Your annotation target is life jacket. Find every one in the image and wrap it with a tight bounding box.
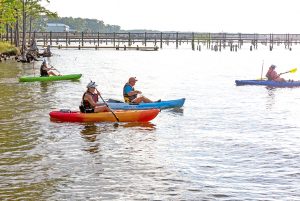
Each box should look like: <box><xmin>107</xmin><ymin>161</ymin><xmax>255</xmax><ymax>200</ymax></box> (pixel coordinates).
<box><xmin>40</xmin><ymin>65</ymin><xmax>48</xmax><ymax>77</ymax></box>
<box><xmin>80</xmin><ymin>91</ymin><xmax>99</xmax><ymax>111</ymax></box>
<box><xmin>266</xmin><ymin>69</ymin><xmax>277</xmax><ymax>80</ymax></box>
<box><xmin>123</xmin><ymin>83</ymin><xmax>137</xmax><ymax>103</ymax></box>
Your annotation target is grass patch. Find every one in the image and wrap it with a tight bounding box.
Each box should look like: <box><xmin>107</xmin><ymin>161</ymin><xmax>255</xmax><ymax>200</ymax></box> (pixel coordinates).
<box><xmin>0</xmin><ymin>41</ymin><xmax>20</xmax><ymax>55</ymax></box>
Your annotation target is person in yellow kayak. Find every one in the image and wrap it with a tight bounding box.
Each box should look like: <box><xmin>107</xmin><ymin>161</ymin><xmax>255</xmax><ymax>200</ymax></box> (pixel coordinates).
<box><xmin>123</xmin><ymin>77</ymin><xmax>160</xmax><ymax>103</ymax></box>
<box><xmin>80</xmin><ymin>81</ymin><xmax>109</xmax><ymax>113</ymax></box>
<box><xmin>266</xmin><ymin>65</ymin><xmax>286</xmax><ymax>82</ymax></box>
<box><xmin>40</xmin><ymin>60</ymin><xmax>60</xmax><ymax>77</ymax></box>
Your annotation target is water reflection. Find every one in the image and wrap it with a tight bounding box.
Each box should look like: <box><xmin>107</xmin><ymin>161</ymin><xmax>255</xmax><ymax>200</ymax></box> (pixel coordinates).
<box><xmin>80</xmin><ymin>124</ymin><xmax>98</xmax><ymax>142</ymax></box>
<box><xmin>80</xmin><ymin>124</ymin><xmax>100</xmax><ymax>153</ymax></box>
<box><xmin>265</xmin><ymin>87</ymin><xmax>276</xmax><ymax>110</ymax></box>
<box><xmin>121</xmin><ymin>122</ymin><xmax>156</xmax><ymax>131</ymax></box>
<box><xmin>39</xmin><ymin>81</ymin><xmax>52</xmax><ymax>93</ymax></box>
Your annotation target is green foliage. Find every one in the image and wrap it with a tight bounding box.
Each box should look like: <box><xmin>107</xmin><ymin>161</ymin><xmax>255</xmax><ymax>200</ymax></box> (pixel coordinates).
<box><xmin>0</xmin><ymin>41</ymin><xmax>19</xmax><ymax>55</ymax></box>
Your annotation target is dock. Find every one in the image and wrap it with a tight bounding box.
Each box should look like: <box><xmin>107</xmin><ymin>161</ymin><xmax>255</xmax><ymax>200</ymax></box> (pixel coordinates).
<box><xmin>3</xmin><ymin>31</ymin><xmax>300</xmax><ymax>51</ymax></box>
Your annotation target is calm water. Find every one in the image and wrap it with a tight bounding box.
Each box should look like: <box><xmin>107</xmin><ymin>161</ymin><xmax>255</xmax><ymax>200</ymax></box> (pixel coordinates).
<box><xmin>1</xmin><ymin>45</ymin><xmax>300</xmax><ymax>200</ymax></box>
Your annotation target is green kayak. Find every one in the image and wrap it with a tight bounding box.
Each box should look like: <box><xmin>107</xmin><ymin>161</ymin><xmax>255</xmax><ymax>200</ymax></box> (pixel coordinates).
<box><xmin>19</xmin><ymin>74</ymin><xmax>82</xmax><ymax>82</ymax></box>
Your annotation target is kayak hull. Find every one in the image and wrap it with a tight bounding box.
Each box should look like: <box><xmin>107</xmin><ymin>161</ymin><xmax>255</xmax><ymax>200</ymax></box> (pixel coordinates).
<box><xmin>49</xmin><ymin>109</ymin><xmax>160</xmax><ymax>122</ymax></box>
<box><xmin>107</xmin><ymin>98</ymin><xmax>185</xmax><ymax>110</ymax></box>
<box><xmin>235</xmin><ymin>80</ymin><xmax>300</xmax><ymax>87</ymax></box>
<box><xmin>19</xmin><ymin>74</ymin><xmax>82</xmax><ymax>82</ymax></box>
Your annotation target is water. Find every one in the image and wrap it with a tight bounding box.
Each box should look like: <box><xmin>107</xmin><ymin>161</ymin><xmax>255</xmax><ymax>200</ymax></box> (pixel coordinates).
<box><xmin>1</xmin><ymin>45</ymin><xmax>300</xmax><ymax>200</ymax></box>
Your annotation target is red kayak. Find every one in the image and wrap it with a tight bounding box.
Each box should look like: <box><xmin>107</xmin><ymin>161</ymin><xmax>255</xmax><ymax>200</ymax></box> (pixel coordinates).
<box><xmin>49</xmin><ymin>109</ymin><xmax>160</xmax><ymax>122</ymax></box>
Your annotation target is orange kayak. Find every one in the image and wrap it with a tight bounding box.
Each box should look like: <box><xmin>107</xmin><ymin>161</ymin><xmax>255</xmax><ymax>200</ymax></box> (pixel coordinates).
<box><xmin>49</xmin><ymin>109</ymin><xmax>160</xmax><ymax>122</ymax></box>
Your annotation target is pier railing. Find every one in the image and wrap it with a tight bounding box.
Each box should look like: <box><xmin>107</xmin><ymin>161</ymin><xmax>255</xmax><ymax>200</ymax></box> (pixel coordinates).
<box><xmin>2</xmin><ymin>32</ymin><xmax>300</xmax><ymax>51</ymax></box>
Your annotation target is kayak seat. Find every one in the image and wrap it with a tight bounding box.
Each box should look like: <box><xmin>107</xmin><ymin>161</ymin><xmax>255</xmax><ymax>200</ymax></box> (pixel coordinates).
<box><xmin>107</xmin><ymin>98</ymin><xmax>124</xmax><ymax>103</ymax></box>
<box><xmin>129</xmin><ymin>102</ymin><xmax>140</xmax><ymax>105</ymax></box>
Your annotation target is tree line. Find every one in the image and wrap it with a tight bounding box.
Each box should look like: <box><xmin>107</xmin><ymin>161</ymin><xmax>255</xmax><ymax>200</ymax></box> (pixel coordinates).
<box><xmin>0</xmin><ymin>0</ymin><xmax>122</xmax><ymax>58</ymax></box>
<box><xmin>46</xmin><ymin>17</ymin><xmax>121</xmax><ymax>33</ymax></box>
<box><xmin>0</xmin><ymin>0</ymin><xmax>57</xmax><ymax>58</ymax></box>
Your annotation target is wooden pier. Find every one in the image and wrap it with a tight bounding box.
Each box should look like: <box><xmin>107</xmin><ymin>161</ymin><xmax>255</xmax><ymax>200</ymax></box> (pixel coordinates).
<box><xmin>3</xmin><ymin>31</ymin><xmax>300</xmax><ymax>51</ymax></box>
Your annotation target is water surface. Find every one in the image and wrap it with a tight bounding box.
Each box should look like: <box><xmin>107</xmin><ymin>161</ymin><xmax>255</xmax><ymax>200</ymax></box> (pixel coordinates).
<box><xmin>1</xmin><ymin>46</ymin><xmax>300</xmax><ymax>200</ymax></box>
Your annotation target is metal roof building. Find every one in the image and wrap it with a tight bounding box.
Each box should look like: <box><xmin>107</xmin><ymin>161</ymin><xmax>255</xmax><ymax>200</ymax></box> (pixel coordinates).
<box><xmin>46</xmin><ymin>23</ymin><xmax>70</xmax><ymax>32</ymax></box>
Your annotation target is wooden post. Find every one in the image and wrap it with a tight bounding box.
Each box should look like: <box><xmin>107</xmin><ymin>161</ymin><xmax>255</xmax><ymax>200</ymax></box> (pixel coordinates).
<box><xmin>81</xmin><ymin>32</ymin><xmax>84</xmax><ymax>46</ymax></box>
<box><xmin>65</xmin><ymin>32</ymin><xmax>68</xmax><ymax>46</ymax></box>
<box><xmin>287</xmin><ymin>33</ymin><xmax>290</xmax><ymax>50</ymax></box>
<box><xmin>144</xmin><ymin>32</ymin><xmax>147</xmax><ymax>46</ymax></box>
<box><xmin>113</xmin><ymin>32</ymin><xmax>116</xmax><ymax>47</ymax></box>
<box><xmin>192</xmin><ymin>32</ymin><xmax>195</xmax><ymax>50</ymax></box>
<box><xmin>176</xmin><ymin>32</ymin><xmax>178</xmax><ymax>49</ymax></box>
<box><xmin>97</xmin><ymin>32</ymin><xmax>100</xmax><ymax>46</ymax></box>
<box><xmin>50</xmin><ymin>31</ymin><xmax>52</xmax><ymax>46</ymax></box>
<box><xmin>128</xmin><ymin>32</ymin><xmax>131</xmax><ymax>46</ymax></box>
<box><xmin>160</xmin><ymin>32</ymin><xmax>163</xmax><ymax>49</ymax></box>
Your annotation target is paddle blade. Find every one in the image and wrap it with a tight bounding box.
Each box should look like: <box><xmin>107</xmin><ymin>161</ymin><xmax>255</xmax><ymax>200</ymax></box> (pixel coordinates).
<box><xmin>289</xmin><ymin>68</ymin><xmax>297</xmax><ymax>73</ymax></box>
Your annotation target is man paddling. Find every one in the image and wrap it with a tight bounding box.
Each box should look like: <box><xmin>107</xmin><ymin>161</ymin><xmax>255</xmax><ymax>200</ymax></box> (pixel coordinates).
<box><xmin>266</xmin><ymin>65</ymin><xmax>286</xmax><ymax>82</ymax></box>
<box><xmin>123</xmin><ymin>77</ymin><xmax>160</xmax><ymax>103</ymax></box>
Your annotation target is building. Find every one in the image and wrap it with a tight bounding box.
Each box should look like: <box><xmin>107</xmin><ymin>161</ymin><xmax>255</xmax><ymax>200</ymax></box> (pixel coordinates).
<box><xmin>46</xmin><ymin>23</ymin><xmax>70</xmax><ymax>32</ymax></box>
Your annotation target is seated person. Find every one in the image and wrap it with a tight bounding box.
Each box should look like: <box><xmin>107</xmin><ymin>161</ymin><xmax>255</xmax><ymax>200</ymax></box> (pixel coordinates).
<box><xmin>266</xmin><ymin>64</ymin><xmax>286</xmax><ymax>82</ymax></box>
<box><xmin>40</xmin><ymin>60</ymin><xmax>60</xmax><ymax>76</ymax></box>
<box><xmin>80</xmin><ymin>81</ymin><xmax>109</xmax><ymax>113</ymax></box>
<box><xmin>123</xmin><ymin>77</ymin><xmax>160</xmax><ymax>103</ymax></box>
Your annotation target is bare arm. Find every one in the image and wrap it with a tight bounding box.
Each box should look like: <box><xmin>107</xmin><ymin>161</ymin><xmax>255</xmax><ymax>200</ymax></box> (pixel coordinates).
<box><xmin>127</xmin><ymin>90</ymin><xmax>142</xmax><ymax>96</ymax></box>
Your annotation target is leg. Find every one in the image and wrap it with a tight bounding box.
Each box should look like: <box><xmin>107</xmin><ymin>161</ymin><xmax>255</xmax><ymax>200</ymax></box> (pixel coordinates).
<box><xmin>94</xmin><ymin>105</ymin><xmax>109</xmax><ymax>112</ymax></box>
<box><xmin>132</xmin><ymin>95</ymin><xmax>153</xmax><ymax>103</ymax></box>
<box><xmin>48</xmin><ymin>70</ymin><xmax>58</xmax><ymax>76</ymax></box>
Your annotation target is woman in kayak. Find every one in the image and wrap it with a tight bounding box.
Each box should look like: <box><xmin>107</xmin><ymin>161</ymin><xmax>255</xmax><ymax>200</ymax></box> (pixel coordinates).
<box><xmin>266</xmin><ymin>65</ymin><xmax>286</xmax><ymax>82</ymax></box>
<box><xmin>123</xmin><ymin>77</ymin><xmax>160</xmax><ymax>103</ymax></box>
<box><xmin>80</xmin><ymin>81</ymin><xmax>109</xmax><ymax>113</ymax></box>
<box><xmin>40</xmin><ymin>60</ymin><xmax>60</xmax><ymax>76</ymax></box>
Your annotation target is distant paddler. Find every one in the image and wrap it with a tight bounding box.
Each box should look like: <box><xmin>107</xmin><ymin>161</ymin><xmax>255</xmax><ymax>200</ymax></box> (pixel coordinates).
<box><xmin>40</xmin><ymin>59</ymin><xmax>61</xmax><ymax>77</ymax></box>
<box><xmin>123</xmin><ymin>77</ymin><xmax>161</xmax><ymax>103</ymax></box>
<box><xmin>266</xmin><ymin>64</ymin><xmax>297</xmax><ymax>82</ymax></box>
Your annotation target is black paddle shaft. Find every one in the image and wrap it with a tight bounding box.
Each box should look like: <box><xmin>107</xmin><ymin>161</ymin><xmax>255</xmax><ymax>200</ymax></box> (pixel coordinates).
<box><xmin>98</xmin><ymin>92</ymin><xmax>120</xmax><ymax>122</ymax></box>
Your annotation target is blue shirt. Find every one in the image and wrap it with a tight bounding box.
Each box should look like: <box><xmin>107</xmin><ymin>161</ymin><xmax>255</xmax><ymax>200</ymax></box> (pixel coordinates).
<box><xmin>124</xmin><ymin>84</ymin><xmax>134</xmax><ymax>95</ymax></box>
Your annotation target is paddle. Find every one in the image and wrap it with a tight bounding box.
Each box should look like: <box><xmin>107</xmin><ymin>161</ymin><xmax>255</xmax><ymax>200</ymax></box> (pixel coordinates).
<box><xmin>274</xmin><ymin>68</ymin><xmax>297</xmax><ymax>79</ymax></box>
<box><xmin>33</xmin><ymin>61</ymin><xmax>35</xmax><ymax>77</ymax></box>
<box><xmin>260</xmin><ymin>60</ymin><xmax>264</xmax><ymax>80</ymax></box>
<box><xmin>49</xmin><ymin>64</ymin><xmax>61</xmax><ymax>75</ymax></box>
<box><xmin>96</xmin><ymin>89</ymin><xmax>120</xmax><ymax>126</ymax></box>
<box><xmin>280</xmin><ymin>68</ymin><xmax>297</xmax><ymax>75</ymax></box>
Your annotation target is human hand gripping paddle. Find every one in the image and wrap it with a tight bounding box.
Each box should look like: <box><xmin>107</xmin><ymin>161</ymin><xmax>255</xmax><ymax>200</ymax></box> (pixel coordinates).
<box><xmin>49</xmin><ymin>64</ymin><xmax>62</xmax><ymax>75</ymax></box>
<box><xmin>96</xmin><ymin>88</ymin><xmax>120</xmax><ymax>126</ymax></box>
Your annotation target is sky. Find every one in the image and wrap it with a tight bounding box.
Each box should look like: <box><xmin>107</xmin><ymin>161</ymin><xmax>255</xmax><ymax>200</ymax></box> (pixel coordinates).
<box><xmin>44</xmin><ymin>0</ymin><xmax>300</xmax><ymax>33</ymax></box>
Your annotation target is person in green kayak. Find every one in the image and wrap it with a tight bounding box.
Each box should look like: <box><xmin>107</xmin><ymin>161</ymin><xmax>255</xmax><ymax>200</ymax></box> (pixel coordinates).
<box><xmin>40</xmin><ymin>60</ymin><xmax>60</xmax><ymax>77</ymax></box>
<box><xmin>80</xmin><ymin>81</ymin><xmax>109</xmax><ymax>113</ymax></box>
<box><xmin>123</xmin><ymin>77</ymin><xmax>160</xmax><ymax>103</ymax></box>
<box><xmin>266</xmin><ymin>64</ymin><xmax>286</xmax><ymax>82</ymax></box>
